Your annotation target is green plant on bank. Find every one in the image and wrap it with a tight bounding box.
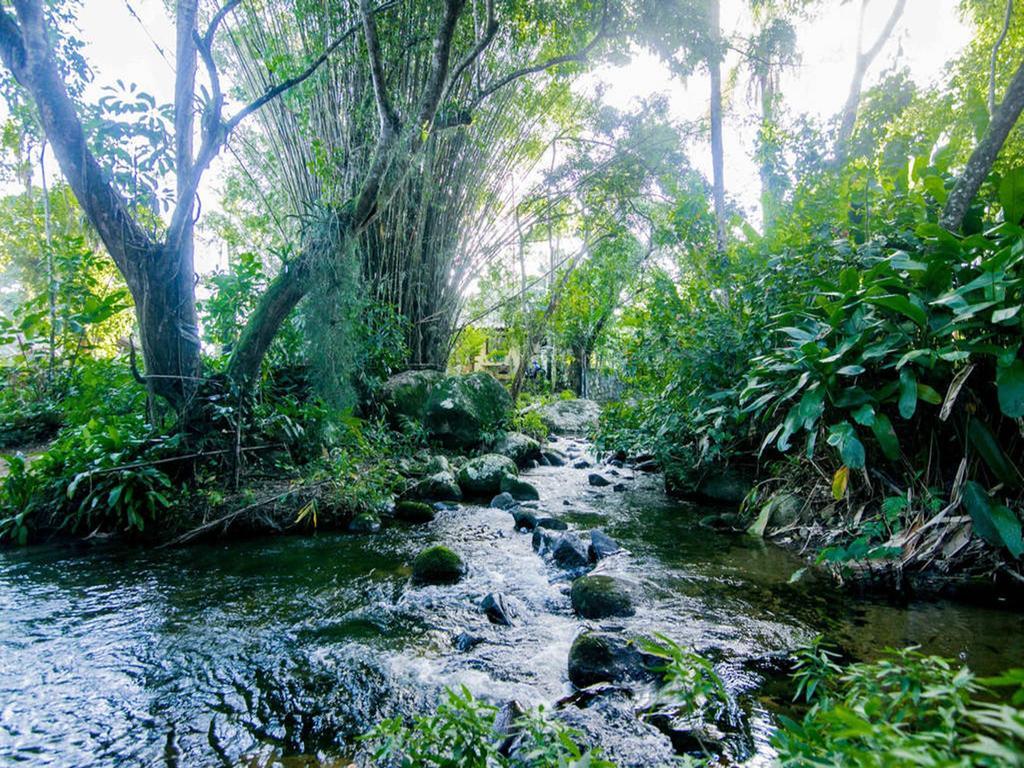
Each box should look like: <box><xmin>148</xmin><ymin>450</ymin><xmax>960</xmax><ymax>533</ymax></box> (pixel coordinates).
<box><xmin>776</xmin><ymin>641</ymin><xmax>1024</xmax><ymax>767</ymax></box>
<box><xmin>360</xmin><ymin>685</ymin><xmax>614</xmax><ymax>768</ymax></box>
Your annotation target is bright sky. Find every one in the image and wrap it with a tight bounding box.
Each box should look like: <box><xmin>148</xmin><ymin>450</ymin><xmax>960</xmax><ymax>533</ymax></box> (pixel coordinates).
<box><xmin>24</xmin><ymin>1</ymin><xmax>976</xmax><ymax>271</ymax></box>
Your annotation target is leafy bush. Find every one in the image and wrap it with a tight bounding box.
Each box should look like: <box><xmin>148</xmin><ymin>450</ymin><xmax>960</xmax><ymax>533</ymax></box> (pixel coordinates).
<box><xmin>776</xmin><ymin>643</ymin><xmax>1024</xmax><ymax>767</ymax></box>
<box><xmin>360</xmin><ymin>686</ymin><xmax>613</xmax><ymax>767</ymax></box>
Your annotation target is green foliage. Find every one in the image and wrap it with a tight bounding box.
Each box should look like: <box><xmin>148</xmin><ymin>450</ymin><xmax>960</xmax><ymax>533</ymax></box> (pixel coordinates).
<box><xmin>360</xmin><ymin>686</ymin><xmax>613</xmax><ymax>768</ymax></box>
<box><xmin>641</xmin><ymin>635</ymin><xmax>729</xmax><ymax>717</ymax></box>
<box><xmin>775</xmin><ymin>645</ymin><xmax>1024</xmax><ymax>767</ymax></box>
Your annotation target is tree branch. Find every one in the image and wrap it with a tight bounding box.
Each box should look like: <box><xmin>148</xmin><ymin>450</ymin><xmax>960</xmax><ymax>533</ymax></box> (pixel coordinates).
<box><xmin>441</xmin><ymin>0</ymin><xmax>496</xmax><ymax>105</ymax></box>
<box><xmin>990</xmin><ymin>0</ymin><xmax>1014</xmax><ymax>116</ymax></box>
<box><xmin>414</xmin><ymin>0</ymin><xmax>467</xmax><ymax>128</ymax></box>
<box><xmin>361</xmin><ymin>0</ymin><xmax>401</xmax><ymax>134</ymax></box>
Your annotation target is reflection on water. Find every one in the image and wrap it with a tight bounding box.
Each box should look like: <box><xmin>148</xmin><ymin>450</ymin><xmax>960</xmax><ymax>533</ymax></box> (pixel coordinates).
<box><xmin>0</xmin><ymin>438</ymin><xmax>1020</xmax><ymax>766</ymax></box>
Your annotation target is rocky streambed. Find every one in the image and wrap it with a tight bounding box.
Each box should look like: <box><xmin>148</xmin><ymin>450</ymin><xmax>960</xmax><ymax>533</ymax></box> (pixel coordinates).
<box><xmin>1</xmin><ymin>437</ymin><xmax>1022</xmax><ymax>766</ymax></box>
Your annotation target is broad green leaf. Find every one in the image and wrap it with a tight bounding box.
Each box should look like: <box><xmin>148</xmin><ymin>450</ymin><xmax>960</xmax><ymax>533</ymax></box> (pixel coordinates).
<box><xmin>827</xmin><ymin>422</ymin><xmax>866</xmax><ymax>470</ymax></box>
<box><xmin>916</xmin><ymin>383</ymin><xmax>942</xmax><ymax>405</ymax></box>
<box><xmin>870</xmin><ymin>414</ymin><xmax>900</xmax><ymax>460</ymax></box>
<box><xmin>837</xmin><ymin>365</ymin><xmax>865</xmax><ymax>376</ymax></box>
<box><xmin>996</xmin><ymin>358</ymin><xmax>1024</xmax><ymax>418</ymax></box>
<box><xmin>864</xmin><ymin>295</ymin><xmax>926</xmax><ymax>327</ymax></box>
<box><xmin>968</xmin><ymin>419</ymin><xmax>1020</xmax><ymax>486</ymax></box>
<box><xmin>992</xmin><ymin>305</ymin><xmax>1022</xmax><ymax>323</ymax></box>
<box><xmin>851</xmin><ymin>404</ymin><xmax>875</xmax><ymax>426</ymax></box>
<box><xmin>999</xmin><ymin>167</ymin><xmax>1024</xmax><ymax>225</ymax></box>
<box><xmin>963</xmin><ymin>481</ymin><xmax>1024</xmax><ymax>557</ymax></box>
<box><xmin>898</xmin><ymin>367</ymin><xmax>917</xmax><ymax>419</ymax></box>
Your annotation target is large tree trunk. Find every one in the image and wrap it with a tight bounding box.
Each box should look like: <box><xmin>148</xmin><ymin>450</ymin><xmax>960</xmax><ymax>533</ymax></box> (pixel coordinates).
<box><xmin>708</xmin><ymin>0</ymin><xmax>727</xmax><ymax>263</ymax></box>
<box><xmin>942</xmin><ymin>55</ymin><xmax>1024</xmax><ymax>232</ymax></box>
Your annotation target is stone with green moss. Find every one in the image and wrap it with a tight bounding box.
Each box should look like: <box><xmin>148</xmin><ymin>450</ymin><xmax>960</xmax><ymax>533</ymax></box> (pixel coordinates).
<box><xmin>411</xmin><ymin>545</ymin><xmax>465</xmax><ymax>585</ymax></box>
<box><xmin>348</xmin><ymin>512</ymin><xmax>381</xmax><ymax>533</ymax></box>
<box><xmin>394</xmin><ymin>500</ymin><xmax>436</xmax><ymax>524</ymax></box>
<box><xmin>570</xmin><ymin>574</ymin><xmax>639</xmax><ymax>619</ymax></box>
<box><xmin>457</xmin><ymin>454</ymin><xmax>518</xmax><ymax>496</ymax></box>
<box><xmin>424</xmin><ymin>372</ymin><xmax>512</xmax><ymax>448</ymax></box>
<box><xmin>567</xmin><ymin>631</ymin><xmax>655</xmax><ymax>688</ymax></box>
<box><xmin>382</xmin><ymin>369</ymin><xmax>445</xmax><ymax>426</ymax></box>
<box><xmin>500</xmin><ymin>474</ymin><xmax>540</xmax><ymax>501</ymax></box>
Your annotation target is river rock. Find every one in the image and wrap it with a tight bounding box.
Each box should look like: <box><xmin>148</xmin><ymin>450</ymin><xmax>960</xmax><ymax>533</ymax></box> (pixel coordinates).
<box><xmin>573</xmin><ymin>459</ymin><xmax>592</xmax><ymax>469</ymax></box>
<box><xmin>542</xmin><ymin>450</ymin><xmax>567</xmax><ymax>467</ymax></box>
<box><xmin>490</xmin><ymin>432</ymin><xmax>541</xmax><ymax>467</ymax></box>
<box><xmin>406</xmin><ymin>471</ymin><xmax>463</xmax><ymax>502</ymax></box>
<box><xmin>645</xmin><ymin>713</ymin><xmax>727</xmax><ymax>757</ymax></box>
<box><xmin>537</xmin><ymin>399</ymin><xmax>601</xmax><ymax>435</ymax></box>
<box><xmin>411</xmin><ymin>546</ymin><xmax>465</xmax><ymax>585</ymax></box>
<box><xmin>699</xmin><ymin>512</ymin><xmax>744</xmax><ymax>530</ymax></box>
<box><xmin>490</xmin><ymin>492</ymin><xmax>517</xmax><ymax>510</ymax></box>
<box><xmin>694</xmin><ymin>465</ymin><xmax>755</xmax><ymax>505</ymax></box>
<box><xmin>608</xmin><ymin>459</ymin><xmax>624</xmax><ymax>468</ymax></box>
<box><xmin>588</xmin><ymin>473</ymin><xmax>611</xmax><ymax>487</ymax></box>
<box><xmin>512</xmin><ymin>508</ymin><xmax>538</xmax><ymax>531</ymax></box>
<box><xmin>453</xmin><ymin>632</ymin><xmax>484</xmax><ymax>652</ymax></box>
<box><xmin>568</xmin><ymin>631</ymin><xmax>657</xmax><ymax>688</ymax></box>
<box><xmin>424</xmin><ymin>372</ymin><xmax>512</xmax><ymax>448</ymax></box>
<box><xmin>348</xmin><ymin>512</ymin><xmax>381</xmax><ymax>533</ymax></box>
<box><xmin>382</xmin><ymin>369</ymin><xmax>445</xmax><ymax>426</ymax></box>
<box><xmin>588</xmin><ymin>530</ymin><xmax>622</xmax><ymax>561</ymax></box>
<box><xmin>500</xmin><ymin>475</ymin><xmax>540</xmax><ymax>501</ymax></box>
<box><xmin>767</xmin><ymin>492</ymin><xmax>804</xmax><ymax>527</ymax></box>
<box><xmin>551</xmin><ymin>532</ymin><xmax>590</xmax><ymax>569</ymax></box>
<box><xmin>537</xmin><ymin>517</ymin><xmax>568</xmax><ymax>531</ymax></box>
<box><xmin>634</xmin><ymin>459</ymin><xmax>659</xmax><ymax>473</ymax></box>
<box><xmin>532</xmin><ymin>527</ymin><xmax>558</xmax><ymax>555</ymax></box>
<box><xmin>481</xmin><ymin>592</ymin><xmax>517</xmax><ymax>626</ymax></box>
<box><xmin>571</xmin><ymin>575</ymin><xmax>639</xmax><ymax>619</ymax></box>
<box><xmin>457</xmin><ymin>454</ymin><xmax>518</xmax><ymax>496</ymax></box>
<box><xmin>612</xmin><ymin>483</ymin><xmax>627</xmax><ymax>492</ymax></box>
<box><xmin>495</xmin><ymin>700</ymin><xmax>527</xmax><ymax>757</ymax></box>
<box><xmin>393</xmin><ymin>500</ymin><xmax>435</xmax><ymax>523</ymax></box>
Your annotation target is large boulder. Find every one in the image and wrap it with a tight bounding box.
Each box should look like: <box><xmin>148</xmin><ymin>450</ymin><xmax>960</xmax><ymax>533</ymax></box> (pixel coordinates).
<box><xmin>490</xmin><ymin>432</ymin><xmax>542</xmax><ymax>467</ymax></box>
<box><xmin>457</xmin><ymin>454</ymin><xmax>518</xmax><ymax>496</ymax></box>
<box><xmin>405</xmin><ymin>471</ymin><xmax>463</xmax><ymax>502</ymax></box>
<box><xmin>570</xmin><ymin>575</ymin><xmax>639</xmax><ymax>619</ymax></box>
<box><xmin>382</xmin><ymin>369</ymin><xmax>445</xmax><ymax>425</ymax></box>
<box><xmin>411</xmin><ymin>546</ymin><xmax>465</xmax><ymax>585</ymax></box>
<box><xmin>424</xmin><ymin>373</ymin><xmax>512</xmax><ymax>448</ymax></box>
<box><xmin>568</xmin><ymin>631</ymin><xmax>657</xmax><ymax>688</ymax></box>
<box><xmin>536</xmin><ymin>399</ymin><xmax>600</xmax><ymax>436</ymax></box>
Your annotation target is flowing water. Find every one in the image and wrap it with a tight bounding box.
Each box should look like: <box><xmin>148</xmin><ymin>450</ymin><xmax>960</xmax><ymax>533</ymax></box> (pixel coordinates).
<box><xmin>1</xmin><ymin>437</ymin><xmax>1022</xmax><ymax>766</ymax></box>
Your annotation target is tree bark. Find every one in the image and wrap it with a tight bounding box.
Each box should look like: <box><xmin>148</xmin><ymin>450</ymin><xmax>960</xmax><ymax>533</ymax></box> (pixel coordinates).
<box><xmin>834</xmin><ymin>0</ymin><xmax>906</xmax><ymax>166</ymax></box>
<box><xmin>942</xmin><ymin>55</ymin><xmax>1024</xmax><ymax>232</ymax></box>
<box><xmin>708</xmin><ymin>0</ymin><xmax>727</xmax><ymax>263</ymax></box>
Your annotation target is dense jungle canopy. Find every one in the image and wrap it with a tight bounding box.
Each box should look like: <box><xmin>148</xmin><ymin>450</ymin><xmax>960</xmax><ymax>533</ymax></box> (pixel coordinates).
<box><xmin>3</xmin><ymin>0</ymin><xmax>1024</xmax><ymax>765</ymax></box>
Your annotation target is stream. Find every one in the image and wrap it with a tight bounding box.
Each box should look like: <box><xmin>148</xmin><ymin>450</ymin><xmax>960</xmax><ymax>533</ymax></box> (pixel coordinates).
<box><xmin>1</xmin><ymin>437</ymin><xmax>1022</xmax><ymax>766</ymax></box>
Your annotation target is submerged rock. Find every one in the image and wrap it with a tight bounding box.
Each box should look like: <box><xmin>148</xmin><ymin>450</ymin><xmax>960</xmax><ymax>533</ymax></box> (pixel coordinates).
<box><xmin>613</xmin><ymin>483</ymin><xmax>627</xmax><ymax>493</ymax></box>
<box><xmin>568</xmin><ymin>631</ymin><xmax>657</xmax><ymax>688</ymax></box>
<box><xmin>481</xmin><ymin>592</ymin><xmax>517</xmax><ymax>626</ymax></box>
<box><xmin>457</xmin><ymin>454</ymin><xmax>518</xmax><ymax>496</ymax></box>
<box><xmin>490</xmin><ymin>432</ymin><xmax>541</xmax><ymax>467</ymax></box>
<box><xmin>393</xmin><ymin>500</ymin><xmax>436</xmax><ymax>523</ymax></box>
<box><xmin>571</xmin><ymin>575</ymin><xmax>639</xmax><ymax>619</ymax></box>
<box><xmin>542</xmin><ymin>450</ymin><xmax>567</xmax><ymax>467</ymax></box>
<box><xmin>537</xmin><ymin>399</ymin><xmax>601</xmax><ymax>435</ymax></box>
<box><xmin>633</xmin><ymin>459</ymin><xmax>659</xmax><ymax>473</ymax></box>
<box><xmin>453</xmin><ymin>632</ymin><xmax>484</xmax><ymax>652</ymax></box>
<box><xmin>411</xmin><ymin>546</ymin><xmax>465</xmax><ymax>585</ymax></box>
<box><xmin>490</xmin><ymin>492</ymin><xmax>517</xmax><ymax>510</ymax></box>
<box><xmin>573</xmin><ymin>459</ymin><xmax>592</xmax><ymax>469</ymax></box>
<box><xmin>348</xmin><ymin>512</ymin><xmax>381</xmax><ymax>533</ymax></box>
<box><xmin>588</xmin><ymin>473</ymin><xmax>612</xmax><ymax>487</ymax></box>
<box><xmin>645</xmin><ymin>713</ymin><xmax>727</xmax><ymax>757</ymax></box>
<box><xmin>588</xmin><ymin>530</ymin><xmax>622</xmax><ymax>561</ymax></box>
<box><xmin>500</xmin><ymin>475</ymin><xmax>540</xmax><ymax>501</ymax></box>
<box><xmin>512</xmin><ymin>508</ymin><xmax>539</xmax><ymax>531</ymax></box>
<box><xmin>424</xmin><ymin>372</ymin><xmax>512</xmax><ymax>448</ymax></box>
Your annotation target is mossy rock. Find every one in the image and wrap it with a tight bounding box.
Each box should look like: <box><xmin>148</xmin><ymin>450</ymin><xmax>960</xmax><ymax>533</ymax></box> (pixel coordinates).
<box><xmin>348</xmin><ymin>512</ymin><xmax>381</xmax><ymax>533</ymax></box>
<box><xmin>500</xmin><ymin>474</ymin><xmax>540</xmax><ymax>501</ymax></box>
<box><xmin>411</xmin><ymin>546</ymin><xmax>465</xmax><ymax>585</ymax></box>
<box><xmin>424</xmin><ymin>373</ymin><xmax>512</xmax><ymax>448</ymax></box>
<box><xmin>405</xmin><ymin>471</ymin><xmax>463</xmax><ymax>502</ymax></box>
<box><xmin>382</xmin><ymin>369</ymin><xmax>445</xmax><ymax>426</ymax></box>
<box><xmin>570</xmin><ymin>574</ymin><xmax>638</xmax><ymax>619</ymax></box>
<box><xmin>394</xmin><ymin>501</ymin><xmax>435</xmax><ymax>524</ymax></box>
<box><xmin>457</xmin><ymin>454</ymin><xmax>518</xmax><ymax>496</ymax></box>
<box><xmin>490</xmin><ymin>431</ymin><xmax>542</xmax><ymax>467</ymax></box>
<box><xmin>567</xmin><ymin>631</ymin><xmax>656</xmax><ymax>688</ymax></box>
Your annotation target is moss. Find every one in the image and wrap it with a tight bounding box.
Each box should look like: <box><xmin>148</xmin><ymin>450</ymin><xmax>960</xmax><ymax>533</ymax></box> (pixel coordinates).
<box><xmin>500</xmin><ymin>475</ymin><xmax>540</xmax><ymax>501</ymax></box>
<box><xmin>411</xmin><ymin>545</ymin><xmax>465</xmax><ymax>585</ymax></box>
<box><xmin>570</xmin><ymin>574</ymin><xmax>637</xmax><ymax>619</ymax></box>
<box><xmin>394</xmin><ymin>500</ymin><xmax>435</xmax><ymax>523</ymax></box>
